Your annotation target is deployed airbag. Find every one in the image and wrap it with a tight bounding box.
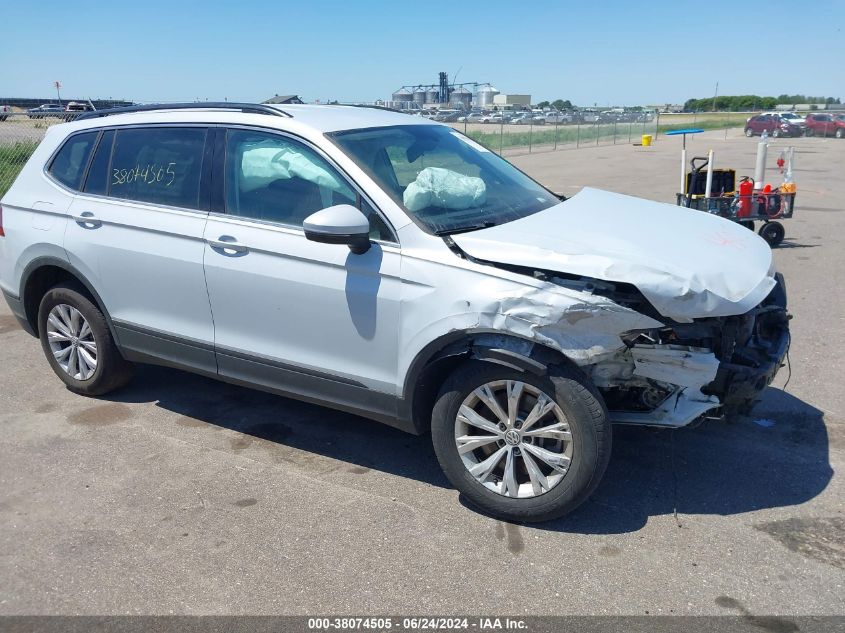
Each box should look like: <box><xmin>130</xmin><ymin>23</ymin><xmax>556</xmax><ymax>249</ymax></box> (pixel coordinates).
<box><xmin>403</xmin><ymin>167</ymin><xmax>486</xmax><ymax>212</ymax></box>
<box><xmin>239</xmin><ymin>145</ymin><xmax>345</xmax><ymax>193</ymax></box>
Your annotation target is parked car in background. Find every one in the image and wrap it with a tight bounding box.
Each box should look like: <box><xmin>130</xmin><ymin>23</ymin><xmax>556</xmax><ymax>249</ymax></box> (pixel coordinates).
<box><xmin>27</xmin><ymin>104</ymin><xmax>66</xmax><ymax>119</ymax></box>
<box><xmin>543</xmin><ymin>112</ymin><xmax>569</xmax><ymax>124</ymax></box>
<box><xmin>457</xmin><ymin>112</ymin><xmax>488</xmax><ymax>123</ymax></box>
<box><xmin>510</xmin><ymin>114</ymin><xmax>536</xmax><ymax>125</ymax></box>
<box><xmin>744</xmin><ymin>114</ymin><xmax>802</xmax><ymax>138</ymax></box>
<box><xmin>761</xmin><ymin>111</ymin><xmax>806</xmax><ymax>129</ymax></box>
<box><xmin>65</xmin><ymin>101</ymin><xmax>95</xmax><ymax>115</ymax></box>
<box><xmin>432</xmin><ymin>110</ymin><xmax>462</xmax><ymax>123</ymax></box>
<box><xmin>0</xmin><ymin>105</ymin><xmax>10</xmax><ymax>122</ymax></box>
<box><xmin>804</xmin><ymin>113</ymin><xmax>845</xmax><ymax>138</ymax></box>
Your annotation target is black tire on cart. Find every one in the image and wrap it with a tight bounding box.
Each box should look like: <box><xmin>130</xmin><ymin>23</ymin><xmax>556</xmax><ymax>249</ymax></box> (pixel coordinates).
<box><xmin>759</xmin><ymin>221</ymin><xmax>785</xmax><ymax>247</ymax></box>
<box><xmin>738</xmin><ymin>220</ymin><xmax>755</xmax><ymax>231</ymax></box>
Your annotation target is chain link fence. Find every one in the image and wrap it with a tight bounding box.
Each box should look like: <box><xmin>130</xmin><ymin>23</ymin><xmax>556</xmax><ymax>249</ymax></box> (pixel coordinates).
<box><xmin>0</xmin><ymin>111</ymin><xmax>70</xmax><ymax>197</ymax></box>
<box><xmin>0</xmin><ymin>107</ymin><xmax>756</xmax><ymax>198</ymax></box>
<box><xmin>449</xmin><ymin>115</ymin><xmax>659</xmax><ymax>157</ymax></box>
<box><xmin>446</xmin><ymin>111</ymin><xmax>756</xmax><ymax>157</ymax></box>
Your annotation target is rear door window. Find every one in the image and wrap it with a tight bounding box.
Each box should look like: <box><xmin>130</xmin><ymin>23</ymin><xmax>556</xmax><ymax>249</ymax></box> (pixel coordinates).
<box><xmin>109</xmin><ymin>127</ymin><xmax>207</xmax><ymax>209</ymax></box>
<box><xmin>49</xmin><ymin>132</ymin><xmax>98</xmax><ymax>190</ymax></box>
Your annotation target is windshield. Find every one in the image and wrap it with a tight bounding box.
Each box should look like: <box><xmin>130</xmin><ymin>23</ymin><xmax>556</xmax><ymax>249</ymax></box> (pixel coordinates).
<box><xmin>329</xmin><ymin>124</ymin><xmax>559</xmax><ymax>234</ymax></box>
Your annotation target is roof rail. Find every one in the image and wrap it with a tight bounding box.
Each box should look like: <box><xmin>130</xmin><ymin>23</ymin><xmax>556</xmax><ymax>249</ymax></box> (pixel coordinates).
<box><xmin>75</xmin><ymin>102</ymin><xmax>292</xmax><ymax>121</ymax></box>
<box><xmin>334</xmin><ymin>103</ymin><xmax>403</xmax><ymax>114</ymax></box>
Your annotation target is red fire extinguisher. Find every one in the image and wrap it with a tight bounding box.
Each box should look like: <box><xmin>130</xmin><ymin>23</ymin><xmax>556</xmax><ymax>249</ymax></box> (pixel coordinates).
<box><xmin>737</xmin><ymin>177</ymin><xmax>754</xmax><ymax>218</ymax></box>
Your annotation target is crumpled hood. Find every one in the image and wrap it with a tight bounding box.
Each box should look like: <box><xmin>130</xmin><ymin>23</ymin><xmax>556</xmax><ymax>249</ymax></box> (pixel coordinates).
<box><xmin>452</xmin><ymin>187</ymin><xmax>776</xmax><ymax>322</ymax></box>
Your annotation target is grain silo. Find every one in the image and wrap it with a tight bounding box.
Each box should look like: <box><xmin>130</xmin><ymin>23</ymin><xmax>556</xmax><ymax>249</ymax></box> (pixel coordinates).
<box><xmin>476</xmin><ymin>85</ymin><xmax>499</xmax><ymax>108</ymax></box>
<box><xmin>450</xmin><ymin>86</ymin><xmax>473</xmax><ymax>108</ymax></box>
<box><xmin>413</xmin><ymin>87</ymin><xmax>427</xmax><ymax>108</ymax></box>
<box><xmin>391</xmin><ymin>87</ymin><xmax>413</xmax><ymax>109</ymax></box>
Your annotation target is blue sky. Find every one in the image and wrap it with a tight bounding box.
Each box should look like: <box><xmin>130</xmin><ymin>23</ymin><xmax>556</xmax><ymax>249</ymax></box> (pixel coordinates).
<box><xmin>4</xmin><ymin>0</ymin><xmax>843</xmax><ymax>105</ymax></box>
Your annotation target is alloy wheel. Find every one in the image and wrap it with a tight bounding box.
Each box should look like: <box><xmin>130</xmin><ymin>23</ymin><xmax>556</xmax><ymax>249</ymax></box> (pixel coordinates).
<box><xmin>454</xmin><ymin>380</ymin><xmax>574</xmax><ymax>498</ymax></box>
<box><xmin>46</xmin><ymin>304</ymin><xmax>98</xmax><ymax>380</ymax></box>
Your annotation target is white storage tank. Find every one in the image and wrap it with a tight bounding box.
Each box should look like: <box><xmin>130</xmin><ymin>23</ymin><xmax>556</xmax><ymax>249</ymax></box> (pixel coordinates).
<box><xmin>413</xmin><ymin>87</ymin><xmax>427</xmax><ymax>108</ymax></box>
<box><xmin>476</xmin><ymin>85</ymin><xmax>499</xmax><ymax>108</ymax></box>
<box><xmin>450</xmin><ymin>87</ymin><xmax>473</xmax><ymax>108</ymax></box>
<box><xmin>391</xmin><ymin>88</ymin><xmax>413</xmax><ymax>109</ymax></box>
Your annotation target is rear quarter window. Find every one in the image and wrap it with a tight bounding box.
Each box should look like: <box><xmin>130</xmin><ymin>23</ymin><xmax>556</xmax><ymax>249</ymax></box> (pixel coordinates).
<box><xmin>109</xmin><ymin>127</ymin><xmax>207</xmax><ymax>209</ymax></box>
<box><xmin>82</xmin><ymin>129</ymin><xmax>115</xmax><ymax>196</ymax></box>
<box><xmin>48</xmin><ymin>132</ymin><xmax>98</xmax><ymax>190</ymax></box>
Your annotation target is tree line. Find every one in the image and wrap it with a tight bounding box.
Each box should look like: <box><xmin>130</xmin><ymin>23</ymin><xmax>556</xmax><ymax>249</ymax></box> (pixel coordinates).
<box><xmin>684</xmin><ymin>95</ymin><xmax>842</xmax><ymax>112</ymax></box>
<box><xmin>536</xmin><ymin>99</ymin><xmax>573</xmax><ymax>110</ymax></box>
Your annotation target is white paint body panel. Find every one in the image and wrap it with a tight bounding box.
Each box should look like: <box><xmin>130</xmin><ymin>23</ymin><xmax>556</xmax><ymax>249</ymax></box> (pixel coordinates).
<box><xmin>452</xmin><ymin>187</ymin><xmax>776</xmax><ymax>322</ymax></box>
<box><xmin>0</xmin><ymin>127</ymin><xmax>74</xmax><ymax>298</ymax></box>
<box><xmin>202</xmin><ymin>215</ymin><xmax>401</xmax><ymax>394</ymax></box>
<box><xmin>64</xmin><ymin>195</ymin><xmax>214</xmax><ymax>343</ymax></box>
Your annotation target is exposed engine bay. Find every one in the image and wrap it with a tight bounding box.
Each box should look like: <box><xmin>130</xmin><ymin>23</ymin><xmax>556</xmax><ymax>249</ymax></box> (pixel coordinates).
<box><xmin>551</xmin><ymin>271</ymin><xmax>791</xmax><ymax>427</ymax></box>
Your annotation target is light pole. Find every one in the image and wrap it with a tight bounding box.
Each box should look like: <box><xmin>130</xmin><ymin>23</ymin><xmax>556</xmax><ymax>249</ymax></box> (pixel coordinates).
<box><xmin>54</xmin><ymin>81</ymin><xmax>62</xmax><ymax>106</ymax></box>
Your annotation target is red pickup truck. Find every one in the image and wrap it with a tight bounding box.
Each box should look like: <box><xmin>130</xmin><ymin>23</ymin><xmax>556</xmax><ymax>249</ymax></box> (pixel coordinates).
<box><xmin>805</xmin><ymin>113</ymin><xmax>845</xmax><ymax>138</ymax></box>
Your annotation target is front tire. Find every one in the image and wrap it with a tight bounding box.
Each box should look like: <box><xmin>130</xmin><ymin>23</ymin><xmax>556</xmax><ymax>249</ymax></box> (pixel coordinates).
<box><xmin>745</xmin><ymin>127</ymin><xmax>754</xmax><ymax>137</ymax></box>
<box><xmin>38</xmin><ymin>283</ymin><xmax>133</xmax><ymax>396</ymax></box>
<box><xmin>836</xmin><ymin>128</ymin><xmax>844</xmax><ymax>139</ymax></box>
<box><xmin>431</xmin><ymin>361</ymin><xmax>611</xmax><ymax>522</ymax></box>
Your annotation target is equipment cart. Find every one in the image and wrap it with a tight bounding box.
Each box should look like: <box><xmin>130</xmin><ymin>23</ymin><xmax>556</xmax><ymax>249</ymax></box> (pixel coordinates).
<box><xmin>675</xmin><ymin>155</ymin><xmax>796</xmax><ymax>247</ymax></box>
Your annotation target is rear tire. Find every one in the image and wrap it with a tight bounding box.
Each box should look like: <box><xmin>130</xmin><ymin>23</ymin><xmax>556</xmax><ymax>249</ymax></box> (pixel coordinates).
<box><xmin>836</xmin><ymin>128</ymin><xmax>844</xmax><ymax>139</ymax></box>
<box><xmin>38</xmin><ymin>283</ymin><xmax>133</xmax><ymax>396</ymax></box>
<box><xmin>431</xmin><ymin>361</ymin><xmax>611</xmax><ymax>523</ymax></box>
<box><xmin>805</xmin><ymin>128</ymin><xmax>813</xmax><ymax>137</ymax></box>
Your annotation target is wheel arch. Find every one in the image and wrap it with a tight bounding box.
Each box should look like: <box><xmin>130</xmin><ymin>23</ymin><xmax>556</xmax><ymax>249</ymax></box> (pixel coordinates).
<box><xmin>400</xmin><ymin>330</ymin><xmax>583</xmax><ymax>435</ymax></box>
<box><xmin>20</xmin><ymin>256</ymin><xmax>118</xmax><ymax>342</ymax></box>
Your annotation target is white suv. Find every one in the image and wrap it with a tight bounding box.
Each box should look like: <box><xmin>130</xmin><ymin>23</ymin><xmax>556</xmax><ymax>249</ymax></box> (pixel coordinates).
<box><xmin>0</xmin><ymin>103</ymin><xmax>790</xmax><ymax>521</ymax></box>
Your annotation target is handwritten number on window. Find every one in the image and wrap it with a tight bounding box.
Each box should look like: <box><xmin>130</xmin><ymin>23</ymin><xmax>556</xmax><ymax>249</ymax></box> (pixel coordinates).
<box><xmin>112</xmin><ymin>162</ymin><xmax>176</xmax><ymax>187</ymax></box>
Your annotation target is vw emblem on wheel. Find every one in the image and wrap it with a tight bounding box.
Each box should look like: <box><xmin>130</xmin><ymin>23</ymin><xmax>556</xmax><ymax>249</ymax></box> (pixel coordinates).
<box><xmin>504</xmin><ymin>429</ymin><xmax>521</xmax><ymax>446</ymax></box>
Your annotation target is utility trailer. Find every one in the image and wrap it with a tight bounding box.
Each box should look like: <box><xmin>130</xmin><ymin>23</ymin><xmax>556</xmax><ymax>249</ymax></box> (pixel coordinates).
<box><xmin>676</xmin><ymin>156</ymin><xmax>795</xmax><ymax>247</ymax></box>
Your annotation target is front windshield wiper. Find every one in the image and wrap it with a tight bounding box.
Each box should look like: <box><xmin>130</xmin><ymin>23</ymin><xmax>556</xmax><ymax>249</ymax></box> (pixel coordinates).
<box><xmin>434</xmin><ymin>221</ymin><xmax>496</xmax><ymax>236</ymax></box>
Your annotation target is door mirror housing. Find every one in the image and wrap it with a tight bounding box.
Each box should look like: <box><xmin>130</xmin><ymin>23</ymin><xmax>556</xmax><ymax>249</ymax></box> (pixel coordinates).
<box><xmin>303</xmin><ymin>204</ymin><xmax>371</xmax><ymax>254</ymax></box>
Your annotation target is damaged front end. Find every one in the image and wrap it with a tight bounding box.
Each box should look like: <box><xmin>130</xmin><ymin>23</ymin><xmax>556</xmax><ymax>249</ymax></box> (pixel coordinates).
<box><xmin>588</xmin><ymin>273</ymin><xmax>790</xmax><ymax>427</ymax></box>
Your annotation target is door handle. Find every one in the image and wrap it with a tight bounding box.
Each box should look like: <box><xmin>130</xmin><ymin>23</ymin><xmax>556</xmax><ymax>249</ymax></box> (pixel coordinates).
<box><xmin>71</xmin><ymin>212</ymin><xmax>102</xmax><ymax>227</ymax></box>
<box><xmin>208</xmin><ymin>236</ymin><xmax>248</xmax><ymax>254</ymax></box>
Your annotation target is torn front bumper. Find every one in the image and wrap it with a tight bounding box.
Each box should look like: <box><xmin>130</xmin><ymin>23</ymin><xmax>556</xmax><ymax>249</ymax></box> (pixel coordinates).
<box><xmin>594</xmin><ymin>273</ymin><xmax>790</xmax><ymax>427</ymax></box>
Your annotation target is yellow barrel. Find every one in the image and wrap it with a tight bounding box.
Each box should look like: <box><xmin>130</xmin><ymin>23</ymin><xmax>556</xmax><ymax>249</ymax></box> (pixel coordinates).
<box><xmin>641</xmin><ymin>134</ymin><xmax>653</xmax><ymax>146</ymax></box>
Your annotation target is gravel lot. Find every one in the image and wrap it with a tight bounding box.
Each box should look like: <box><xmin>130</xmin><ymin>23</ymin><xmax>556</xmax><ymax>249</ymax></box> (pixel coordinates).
<box><xmin>0</xmin><ymin>129</ymin><xmax>842</xmax><ymax>617</ymax></box>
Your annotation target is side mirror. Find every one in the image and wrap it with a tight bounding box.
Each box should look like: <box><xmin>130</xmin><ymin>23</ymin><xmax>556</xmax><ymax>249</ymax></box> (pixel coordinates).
<box><xmin>303</xmin><ymin>204</ymin><xmax>371</xmax><ymax>254</ymax></box>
